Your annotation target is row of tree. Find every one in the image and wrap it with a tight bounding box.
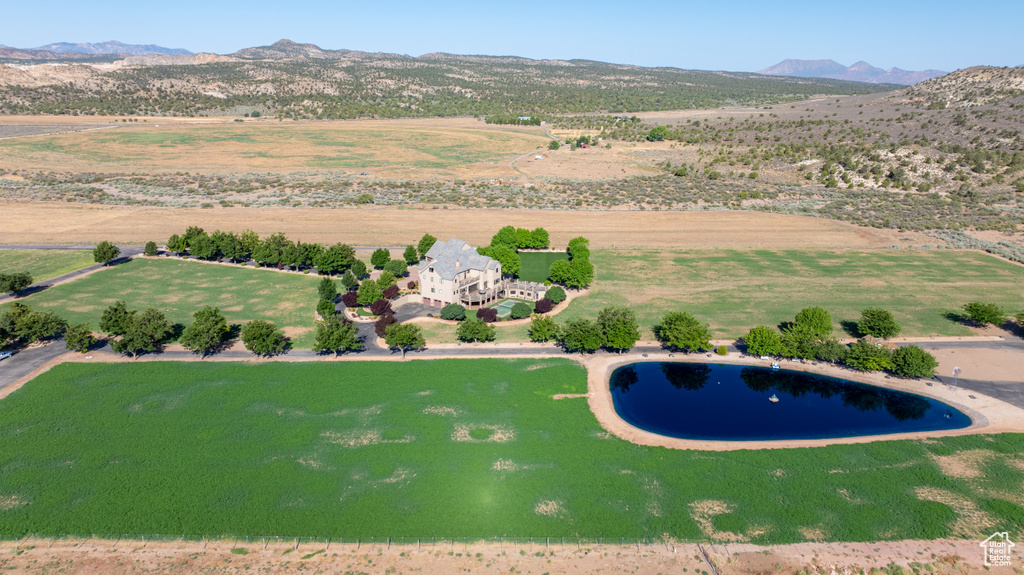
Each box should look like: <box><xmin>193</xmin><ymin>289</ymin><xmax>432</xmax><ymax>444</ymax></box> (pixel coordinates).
<box><xmin>549</xmin><ymin>236</ymin><xmax>594</xmax><ymax>289</ymax></box>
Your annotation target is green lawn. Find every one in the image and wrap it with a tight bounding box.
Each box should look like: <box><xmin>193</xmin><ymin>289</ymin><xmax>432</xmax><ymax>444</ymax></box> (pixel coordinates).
<box><xmin>0</xmin><ymin>258</ymin><xmax>321</xmax><ymax>348</ymax></box>
<box><xmin>0</xmin><ymin>360</ymin><xmax>1020</xmax><ymax>542</ymax></box>
<box><xmin>561</xmin><ymin>249</ymin><xmax>1024</xmax><ymax>339</ymax></box>
<box><xmin>518</xmin><ymin>251</ymin><xmax>568</xmax><ymax>283</ymax></box>
<box><xmin>0</xmin><ymin>249</ymin><xmax>96</xmax><ymax>282</ymax></box>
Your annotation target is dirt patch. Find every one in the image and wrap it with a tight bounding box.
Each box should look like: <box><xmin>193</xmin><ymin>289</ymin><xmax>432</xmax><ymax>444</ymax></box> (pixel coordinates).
<box><xmin>0</xmin><ymin>494</ymin><xmax>27</xmax><ymax>510</ymax></box>
<box><xmin>913</xmin><ymin>486</ymin><xmax>997</xmax><ymax>538</ymax></box>
<box><xmin>552</xmin><ymin>393</ymin><xmax>588</xmax><ymax>400</ymax></box>
<box><xmin>534</xmin><ymin>499</ymin><xmax>567</xmax><ymax>518</ymax></box>
<box><xmin>422</xmin><ymin>405</ymin><xmax>460</xmax><ymax>416</ymax></box>
<box><xmin>451</xmin><ymin>424</ymin><xmax>515</xmax><ymax>443</ymax></box>
<box><xmin>929</xmin><ymin>449</ymin><xmax>995</xmax><ymax>479</ymax></box>
<box><xmin>281</xmin><ymin>326</ymin><xmax>311</xmax><ymax>338</ymax></box>
<box><xmin>689</xmin><ymin>499</ymin><xmax>745</xmax><ymax>542</ymax></box>
<box><xmin>320</xmin><ymin>429</ymin><xmax>414</xmax><ymax>448</ymax></box>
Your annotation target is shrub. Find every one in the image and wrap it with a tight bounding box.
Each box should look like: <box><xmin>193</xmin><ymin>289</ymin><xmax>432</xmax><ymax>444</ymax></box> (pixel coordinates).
<box><xmin>858</xmin><ymin>308</ymin><xmax>901</xmax><ymax>338</ymax></box>
<box><xmin>440</xmin><ymin>304</ymin><xmax>467</xmax><ymax>321</ymax></box>
<box><xmin>509</xmin><ymin>302</ymin><xmax>532</xmax><ymax>320</ymax></box>
<box><xmin>64</xmin><ymin>323</ymin><xmax>95</xmax><ymax>353</ymax></box>
<box><xmin>340</xmin><ymin>291</ymin><xmax>359</xmax><ymax>308</ymax></box>
<box><xmin>370</xmin><ymin>299</ymin><xmax>393</xmax><ymax>317</ymax></box>
<box><xmin>963</xmin><ymin>301</ymin><xmax>1004</xmax><ymax>325</ymax></box>
<box><xmin>377</xmin><ymin>270</ymin><xmax>397</xmax><ymax>290</ymax></box>
<box><xmin>476</xmin><ymin>308</ymin><xmax>498</xmax><ymax>323</ymax></box>
<box><xmin>891</xmin><ymin>345</ymin><xmax>939</xmax><ymax>378</ymax></box>
<box><xmin>716</xmin><ymin>345</ymin><xmax>728</xmax><ymax>356</ymax></box>
<box><xmin>241</xmin><ymin>320</ymin><xmax>287</xmax><ymax>357</ymax></box>
<box><xmin>407</xmin><ymin>281</ymin><xmax>417</xmax><ymax>290</ymax></box>
<box><xmin>545</xmin><ymin>286</ymin><xmax>566</xmax><ymax>304</ymax></box>
<box><xmin>533</xmin><ymin>298</ymin><xmax>553</xmax><ymax>314</ymax></box>
<box><xmin>374</xmin><ymin>312</ymin><xmax>397</xmax><ymax>338</ymax></box>
<box><xmin>383</xmin><ymin>285</ymin><xmax>400</xmax><ymax>299</ymax></box>
<box><xmin>144</xmin><ymin>241</ymin><xmax>158</xmax><ymax>256</ymax></box>
<box><xmin>316</xmin><ymin>299</ymin><xmax>337</xmax><ymax>318</ymax></box>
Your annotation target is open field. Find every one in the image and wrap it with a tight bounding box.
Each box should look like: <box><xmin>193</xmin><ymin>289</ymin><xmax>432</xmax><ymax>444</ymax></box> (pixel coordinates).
<box><xmin>0</xmin><ymin>359</ymin><xmax>1021</xmax><ymax>542</ymax></box>
<box><xmin>0</xmin><ymin>258</ymin><xmax>321</xmax><ymax>348</ymax></box>
<box><xmin>518</xmin><ymin>251</ymin><xmax>568</xmax><ymax>283</ymax></box>
<box><xmin>0</xmin><ymin>248</ymin><xmax>94</xmax><ymax>281</ymax></box>
<box><xmin>558</xmin><ymin>249</ymin><xmax>1024</xmax><ymax>339</ymax></box>
<box><xmin>0</xmin><ymin>117</ymin><xmax>549</xmax><ymax>177</ymax></box>
<box><xmin>0</xmin><ymin>202</ymin><xmax>925</xmax><ymax>248</ymax></box>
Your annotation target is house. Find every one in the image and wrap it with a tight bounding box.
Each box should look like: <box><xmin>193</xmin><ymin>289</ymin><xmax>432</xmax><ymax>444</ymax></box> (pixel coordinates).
<box><xmin>419</xmin><ymin>239</ymin><xmax>504</xmax><ymax>307</ymax></box>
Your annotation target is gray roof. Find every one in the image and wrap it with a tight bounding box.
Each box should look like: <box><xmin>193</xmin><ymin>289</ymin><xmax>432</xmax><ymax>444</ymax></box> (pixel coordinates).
<box><xmin>419</xmin><ymin>238</ymin><xmax>500</xmax><ymax>281</ymax></box>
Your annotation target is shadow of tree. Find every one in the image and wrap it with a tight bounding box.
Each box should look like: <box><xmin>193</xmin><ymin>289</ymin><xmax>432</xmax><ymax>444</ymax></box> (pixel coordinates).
<box><xmin>839</xmin><ymin>319</ymin><xmax>861</xmax><ymax>338</ymax></box>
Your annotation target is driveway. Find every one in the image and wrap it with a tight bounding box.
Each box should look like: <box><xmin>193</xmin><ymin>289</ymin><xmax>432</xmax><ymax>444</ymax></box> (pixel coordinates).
<box><xmin>0</xmin><ymin>245</ymin><xmax>142</xmax><ymax>304</ymax></box>
<box><xmin>0</xmin><ymin>341</ymin><xmax>68</xmax><ymax>393</ymax></box>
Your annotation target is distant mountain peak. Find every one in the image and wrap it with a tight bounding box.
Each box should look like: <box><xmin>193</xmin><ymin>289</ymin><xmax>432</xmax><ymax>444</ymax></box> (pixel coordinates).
<box><xmin>32</xmin><ymin>41</ymin><xmax>191</xmax><ymax>56</ymax></box>
<box><xmin>759</xmin><ymin>58</ymin><xmax>946</xmax><ymax>85</ymax></box>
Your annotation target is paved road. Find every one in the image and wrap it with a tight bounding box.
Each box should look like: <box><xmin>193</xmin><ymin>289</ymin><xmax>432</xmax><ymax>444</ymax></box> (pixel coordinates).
<box><xmin>0</xmin><ymin>245</ymin><xmax>142</xmax><ymax>304</ymax></box>
<box><xmin>0</xmin><ymin>341</ymin><xmax>68</xmax><ymax>393</ymax></box>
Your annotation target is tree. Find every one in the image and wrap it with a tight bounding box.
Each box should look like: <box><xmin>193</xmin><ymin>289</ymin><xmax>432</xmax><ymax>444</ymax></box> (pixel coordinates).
<box><xmin>597</xmin><ymin>306</ymin><xmax>640</xmax><ymax>352</ymax></box>
<box><xmin>167</xmin><ymin>234</ymin><xmax>187</xmax><ymax>255</ymax></box>
<box><xmin>545</xmin><ymin>286</ymin><xmax>566</xmax><ymax>304</ymax></box>
<box><xmin>350</xmin><ymin>259</ymin><xmax>368</xmax><ymax>278</ymax></box>
<box><xmin>476</xmin><ymin>307</ymin><xmax>498</xmax><ymax>323</ymax></box>
<box><xmin>963</xmin><ymin>301</ymin><xmax>1004</xmax><ymax>325</ymax></box>
<box><xmin>566</xmin><ymin>258</ymin><xmax>594</xmax><ymax>289</ymax></box>
<box><xmin>100</xmin><ymin>300</ymin><xmax>135</xmax><ymax>336</ymax></box>
<box><xmin>93</xmin><ymin>241</ymin><xmax>120</xmax><ymax>265</ymax></box>
<box><xmin>655</xmin><ymin>311</ymin><xmax>711</xmax><ymax>352</ymax></box>
<box><xmin>312</xmin><ymin>316</ymin><xmax>361</xmax><ymax>356</ymax></box>
<box><xmin>341</xmin><ymin>270</ymin><xmax>358</xmax><ymax>291</ymax></box>
<box><xmin>370</xmin><ymin>248</ymin><xmax>391</xmax><ymax>269</ymax></box>
<box><xmin>252</xmin><ymin>232</ymin><xmax>292</xmax><ymax>267</ymax></box>
<box><xmin>528</xmin><ymin>315</ymin><xmax>559</xmax><ymax>342</ymax></box>
<box><xmin>357</xmin><ymin>279</ymin><xmax>383</xmax><ymax>306</ymax></box>
<box><xmin>375</xmin><ymin>312</ymin><xmax>397</xmax><ymax>338</ymax></box>
<box><xmin>5</xmin><ymin>303</ymin><xmax>66</xmax><ymax>343</ymax></box>
<box><xmin>794</xmin><ymin>306</ymin><xmax>833</xmax><ymax>338</ymax></box>
<box><xmin>567</xmin><ymin>236</ymin><xmax>590</xmax><ymax>259</ymax></box>
<box><xmin>515</xmin><ymin>228</ymin><xmax>533</xmax><ymax>249</ymax></box>
<box><xmin>858</xmin><ymin>308</ymin><xmax>901</xmax><ymax>338</ymax></box>
<box><xmin>241</xmin><ymin>320</ymin><xmax>287</xmax><ymax>357</ymax></box>
<box><xmin>315</xmin><ymin>243</ymin><xmax>355</xmax><ymax>275</ymax></box>
<box><xmin>891</xmin><ymin>345</ymin><xmax>939</xmax><ymax>378</ymax></box>
<box><xmin>558</xmin><ymin>318</ymin><xmax>604</xmax><ymax>354</ymax></box>
<box><xmin>64</xmin><ymin>323</ymin><xmax>95</xmax><ymax>353</ymax></box>
<box><xmin>490</xmin><ymin>226</ymin><xmax>517</xmax><ymax>249</ymax></box>
<box><xmin>183</xmin><ymin>226</ymin><xmax>206</xmax><ymax>248</ymax></box>
<box><xmin>384</xmin><ymin>323</ymin><xmax>425</xmax><ymax>358</ymax></box>
<box><xmin>317</xmin><ymin>277</ymin><xmax>338</xmax><ymax>302</ymax></box>
<box><xmin>144</xmin><ymin>241</ymin><xmax>158</xmax><ymax>256</ymax></box>
<box><xmin>488</xmin><ymin>244</ymin><xmax>520</xmax><ymax>277</ymax></box>
<box><xmin>370</xmin><ymin>299</ymin><xmax>393</xmax><ymax>316</ymax></box>
<box><xmin>647</xmin><ymin>126</ymin><xmax>669</xmax><ymax>141</ymax></box>
<box><xmin>317</xmin><ymin>299</ymin><xmax>337</xmax><ymax>318</ymax></box>
<box><xmin>238</xmin><ymin>229</ymin><xmax>260</xmax><ymax>257</ymax></box>
<box><xmin>509</xmin><ymin>302</ymin><xmax>532</xmax><ymax>320</ymax></box>
<box><xmin>0</xmin><ymin>272</ymin><xmax>33</xmax><ymax>296</ymax></box>
<box><xmin>530</xmin><ymin>227</ymin><xmax>550</xmax><ymax>249</ymax></box>
<box><xmin>340</xmin><ymin>291</ymin><xmax>359</xmax><ymax>308</ymax></box>
<box><xmin>533</xmin><ymin>298</ymin><xmax>553</xmax><ymax>314</ymax></box>
<box><xmin>180</xmin><ymin>306</ymin><xmax>229</xmax><ymax>357</ymax></box>
<box><xmin>417</xmin><ymin>233</ymin><xmax>438</xmax><ymax>259</ymax></box>
<box><xmin>377</xmin><ymin>270</ymin><xmax>397</xmax><ymax>290</ymax></box>
<box><xmin>779</xmin><ymin>322</ymin><xmax>820</xmax><ymax>360</ymax></box>
<box><xmin>743</xmin><ymin>326</ymin><xmax>783</xmax><ymax>356</ymax></box>
<box><xmin>548</xmin><ymin>139</ymin><xmax>560</xmax><ymax>150</ymax></box>
<box><xmin>441</xmin><ymin>303</ymin><xmax>467</xmax><ymax>321</ymax></box>
<box><xmin>457</xmin><ymin>317</ymin><xmax>496</xmax><ymax>343</ymax></box>
<box><xmin>844</xmin><ymin>339</ymin><xmax>894</xmax><ymax>371</ymax></box>
<box><xmin>384</xmin><ymin>259</ymin><xmax>408</xmax><ymax>277</ymax></box>
<box><xmin>112</xmin><ymin>308</ymin><xmax>171</xmax><ymax>358</ymax></box>
<box><xmin>383</xmin><ymin>285</ymin><xmax>399</xmax><ymax>299</ymax></box>
<box><xmin>189</xmin><ymin>232</ymin><xmax>217</xmax><ymax>260</ymax></box>
<box><xmin>403</xmin><ymin>245</ymin><xmax>419</xmax><ymax>264</ymax></box>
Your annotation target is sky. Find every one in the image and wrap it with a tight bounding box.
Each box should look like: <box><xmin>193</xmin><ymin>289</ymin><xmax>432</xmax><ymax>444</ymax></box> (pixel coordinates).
<box><xmin>2</xmin><ymin>0</ymin><xmax>1021</xmax><ymax>72</ymax></box>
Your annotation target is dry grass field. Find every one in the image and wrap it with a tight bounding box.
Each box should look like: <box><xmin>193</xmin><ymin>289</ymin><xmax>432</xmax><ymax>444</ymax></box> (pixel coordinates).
<box><xmin>0</xmin><ymin>202</ymin><xmax>924</xmax><ymax>249</ymax></box>
<box><xmin>0</xmin><ymin>117</ymin><xmax>549</xmax><ymax>178</ymax></box>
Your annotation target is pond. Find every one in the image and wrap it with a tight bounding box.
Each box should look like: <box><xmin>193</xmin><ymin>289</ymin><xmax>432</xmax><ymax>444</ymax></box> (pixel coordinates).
<box><xmin>610</xmin><ymin>363</ymin><xmax>970</xmax><ymax>441</ymax></box>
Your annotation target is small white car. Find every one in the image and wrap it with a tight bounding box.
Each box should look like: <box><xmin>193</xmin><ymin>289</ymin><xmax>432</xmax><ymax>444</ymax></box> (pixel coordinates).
<box><xmin>0</xmin><ymin>351</ymin><xmax>12</xmax><ymax>361</ymax></box>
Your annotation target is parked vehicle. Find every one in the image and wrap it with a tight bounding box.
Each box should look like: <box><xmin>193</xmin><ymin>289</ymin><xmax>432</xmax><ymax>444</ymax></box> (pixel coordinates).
<box><xmin>0</xmin><ymin>351</ymin><xmax>12</xmax><ymax>361</ymax></box>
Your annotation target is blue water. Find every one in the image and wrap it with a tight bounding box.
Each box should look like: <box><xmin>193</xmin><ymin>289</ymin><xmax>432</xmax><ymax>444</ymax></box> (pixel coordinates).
<box><xmin>610</xmin><ymin>363</ymin><xmax>971</xmax><ymax>441</ymax></box>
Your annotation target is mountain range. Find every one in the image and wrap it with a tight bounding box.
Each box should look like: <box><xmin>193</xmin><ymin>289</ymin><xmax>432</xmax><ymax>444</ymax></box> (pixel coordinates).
<box><xmin>759</xmin><ymin>59</ymin><xmax>945</xmax><ymax>85</ymax></box>
<box><xmin>31</xmin><ymin>41</ymin><xmax>191</xmax><ymax>56</ymax></box>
